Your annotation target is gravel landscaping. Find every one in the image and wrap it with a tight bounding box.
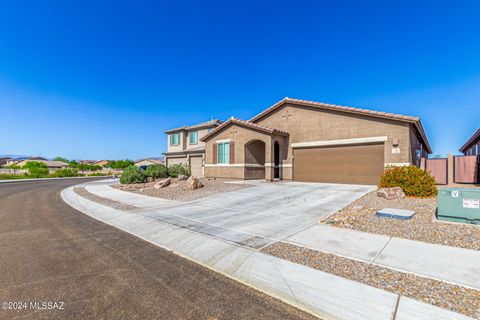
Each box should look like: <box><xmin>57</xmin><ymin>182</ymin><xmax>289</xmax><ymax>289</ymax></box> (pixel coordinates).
<box><xmin>321</xmin><ymin>190</ymin><xmax>480</xmax><ymax>251</ymax></box>
<box><xmin>262</xmin><ymin>242</ymin><xmax>480</xmax><ymax>318</ymax></box>
<box><xmin>113</xmin><ymin>178</ymin><xmax>251</xmax><ymax>201</ymax></box>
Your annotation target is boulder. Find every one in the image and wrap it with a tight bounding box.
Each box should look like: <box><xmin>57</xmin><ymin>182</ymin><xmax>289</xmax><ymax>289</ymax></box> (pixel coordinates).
<box><xmin>178</xmin><ymin>174</ymin><xmax>188</xmax><ymax>181</ymax></box>
<box><xmin>186</xmin><ymin>176</ymin><xmax>204</xmax><ymax>190</ymax></box>
<box><xmin>146</xmin><ymin>177</ymin><xmax>154</xmax><ymax>182</ymax></box>
<box><xmin>154</xmin><ymin>178</ymin><xmax>171</xmax><ymax>189</ymax></box>
<box><xmin>377</xmin><ymin>187</ymin><xmax>405</xmax><ymax>200</ymax></box>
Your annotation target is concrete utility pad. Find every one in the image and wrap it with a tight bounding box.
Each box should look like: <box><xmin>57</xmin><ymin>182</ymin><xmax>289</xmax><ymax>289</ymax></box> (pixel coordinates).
<box><xmin>376</xmin><ymin>208</ymin><xmax>416</xmax><ymax>220</ymax></box>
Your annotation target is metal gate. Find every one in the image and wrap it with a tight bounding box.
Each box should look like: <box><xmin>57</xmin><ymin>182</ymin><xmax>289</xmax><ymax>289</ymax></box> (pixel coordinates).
<box><xmin>454</xmin><ymin>155</ymin><xmax>479</xmax><ymax>184</ymax></box>
<box><xmin>426</xmin><ymin>158</ymin><xmax>448</xmax><ymax>185</ymax></box>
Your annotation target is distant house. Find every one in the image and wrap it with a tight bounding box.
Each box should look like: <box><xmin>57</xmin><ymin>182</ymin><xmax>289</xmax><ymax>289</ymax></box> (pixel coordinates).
<box><xmin>460</xmin><ymin>128</ymin><xmax>480</xmax><ymax>155</ymax></box>
<box><xmin>0</xmin><ymin>157</ymin><xmax>11</xmax><ymax>166</ymax></box>
<box><xmin>4</xmin><ymin>156</ymin><xmax>48</xmax><ymax>167</ymax></box>
<box><xmin>134</xmin><ymin>158</ymin><xmax>164</xmax><ymax>167</ymax></box>
<box><xmin>11</xmin><ymin>159</ymin><xmax>69</xmax><ymax>170</ymax></box>
<box><xmin>93</xmin><ymin>160</ymin><xmax>110</xmax><ymax>167</ymax></box>
<box><xmin>79</xmin><ymin>160</ymin><xmax>98</xmax><ymax>165</ymax></box>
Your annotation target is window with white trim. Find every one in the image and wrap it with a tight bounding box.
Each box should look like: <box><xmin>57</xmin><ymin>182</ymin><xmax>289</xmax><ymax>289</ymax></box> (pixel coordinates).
<box><xmin>217</xmin><ymin>142</ymin><xmax>230</xmax><ymax>164</ymax></box>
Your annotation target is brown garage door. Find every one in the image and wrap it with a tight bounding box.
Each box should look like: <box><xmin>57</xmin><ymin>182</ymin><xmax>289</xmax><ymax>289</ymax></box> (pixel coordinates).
<box><xmin>189</xmin><ymin>156</ymin><xmax>203</xmax><ymax>177</ymax></box>
<box><xmin>293</xmin><ymin>143</ymin><xmax>384</xmax><ymax>185</ymax></box>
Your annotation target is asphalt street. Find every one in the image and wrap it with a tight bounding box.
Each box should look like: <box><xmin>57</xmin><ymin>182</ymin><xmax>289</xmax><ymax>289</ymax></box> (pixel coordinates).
<box><xmin>0</xmin><ymin>178</ymin><xmax>317</xmax><ymax>320</ymax></box>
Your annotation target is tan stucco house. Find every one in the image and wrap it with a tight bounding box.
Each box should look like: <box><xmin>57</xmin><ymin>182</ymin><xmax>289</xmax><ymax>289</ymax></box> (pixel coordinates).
<box><xmin>163</xmin><ymin>119</ymin><xmax>222</xmax><ymax>177</ymax></box>
<box><xmin>164</xmin><ymin>98</ymin><xmax>431</xmax><ymax>185</ymax></box>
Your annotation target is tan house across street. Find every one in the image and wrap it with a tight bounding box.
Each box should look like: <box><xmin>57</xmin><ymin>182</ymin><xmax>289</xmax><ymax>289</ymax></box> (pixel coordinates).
<box><xmin>93</xmin><ymin>160</ymin><xmax>110</xmax><ymax>167</ymax></box>
<box><xmin>3</xmin><ymin>159</ymin><xmax>69</xmax><ymax>170</ymax></box>
<box><xmin>165</xmin><ymin>98</ymin><xmax>431</xmax><ymax>185</ymax></box>
<box><xmin>163</xmin><ymin>119</ymin><xmax>222</xmax><ymax>177</ymax></box>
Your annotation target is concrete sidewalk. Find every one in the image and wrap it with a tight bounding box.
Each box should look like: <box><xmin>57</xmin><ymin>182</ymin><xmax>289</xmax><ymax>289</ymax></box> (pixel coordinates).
<box><xmin>61</xmin><ymin>181</ymin><xmax>473</xmax><ymax>320</ymax></box>
<box><xmin>286</xmin><ymin>224</ymin><xmax>480</xmax><ymax>291</ymax></box>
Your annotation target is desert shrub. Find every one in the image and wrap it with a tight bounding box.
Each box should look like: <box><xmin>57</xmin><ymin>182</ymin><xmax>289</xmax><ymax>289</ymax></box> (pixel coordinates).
<box><xmin>379</xmin><ymin>166</ymin><xmax>437</xmax><ymax>197</ymax></box>
<box><xmin>23</xmin><ymin>161</ymin><xmax>49</xmax><ymax>178</ymax></box>
<box><xmin>120</xmin><ymin>166</ymin><xmax>146</xmax><ymax>184</ymax></box>
<box><xmin>50</xmin><ymin>168</ymin><xmax>79</xmax><ymax>177</ymax></box>
<box><xmin>167</xmin><ymin>163</ymin><xmax>191</xmax><ymax>178</ymax></box>
<box><xmin>145</xmin><ymin>164</ymin><xmax>168</xmax><ymax>179</ymax></box>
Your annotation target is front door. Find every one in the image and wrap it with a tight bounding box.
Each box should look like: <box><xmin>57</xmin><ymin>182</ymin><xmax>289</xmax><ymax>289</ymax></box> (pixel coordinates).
<box><xmin>274</xmin><ymin>141</ymin><xmax>280</xmax><ymax>179</ymax></box>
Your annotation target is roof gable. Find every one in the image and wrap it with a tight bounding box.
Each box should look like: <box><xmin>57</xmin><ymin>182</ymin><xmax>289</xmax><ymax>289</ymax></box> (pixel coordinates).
<box><xmin>459</xmin><ymin>128</ymin><xmax>480</xmax><ymax>152</ymax></box>
<box><xmin>201</xmin><ymin>117</ymin><xmax>288</xmax><ymax>142</ymax></box>
<box><xmin>250</xmin><ymin>97</ymin><xmax>432</xmax><ymax>153</ymax></box>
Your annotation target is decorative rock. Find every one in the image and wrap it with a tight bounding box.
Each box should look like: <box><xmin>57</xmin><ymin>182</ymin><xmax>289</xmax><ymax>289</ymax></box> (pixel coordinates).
<box><xmin>186</xmin><ymin>176</ymin><xmax>204</xmax><ymax>190</ymax></box>
<box><xmin>146</xmin><ymin>177</ymin><xmax>154</xmax><ymax>182</ymax></box>
<box><xmin>377</xmin><ymin>187</ymin><xmax>405</xmax><ymax>200</ymax></box>
<box><xmin>154</xmin><ymin>178</ymin><xmax>171</xmax><ymax>189</ymax></box>
<box><xmin>178</xmin><ymin>174</ymin><xmax>188</xmax><ymax>181</ymax></box>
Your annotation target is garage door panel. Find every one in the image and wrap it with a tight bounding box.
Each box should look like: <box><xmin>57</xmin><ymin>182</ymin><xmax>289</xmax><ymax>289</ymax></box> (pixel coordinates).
<box><xmin>293</xmin><ymin>143</ymin><xmax>384</xmax><ymax>185</ymax></box>
<box><xmin>190</xmin><ymin>156</ymin><xmax>203</xmax><ymax>177</ymax></box>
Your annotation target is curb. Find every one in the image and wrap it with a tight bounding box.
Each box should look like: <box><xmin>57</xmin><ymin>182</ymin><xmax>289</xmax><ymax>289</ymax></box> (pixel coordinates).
<box><xmin>0</xmin><ymin>176</ymin><xmax>112</xmax><ymax>184</ymax></box>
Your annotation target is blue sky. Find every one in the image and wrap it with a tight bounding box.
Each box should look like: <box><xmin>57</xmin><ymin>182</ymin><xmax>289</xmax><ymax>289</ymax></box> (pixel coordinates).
<box><xmin>0</xmin><ymin>0</ymin><xmax>479</xmax><ymax>159</ymax></box>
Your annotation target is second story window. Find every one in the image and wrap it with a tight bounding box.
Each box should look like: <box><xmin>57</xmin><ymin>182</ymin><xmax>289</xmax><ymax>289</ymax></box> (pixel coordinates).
<box><xmin>189</xmin><ymin>131</ymin><xmax>198</xmax><ymax>144</ymax></box>
<box><xmin>170</xmin><ymin>132</ymin><xmax>180</xmax><ymax>146</ymax></box>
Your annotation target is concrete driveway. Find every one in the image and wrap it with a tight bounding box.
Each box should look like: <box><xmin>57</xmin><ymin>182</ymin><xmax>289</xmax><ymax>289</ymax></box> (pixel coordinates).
<box><xmin>87</xmin><ymin>181</ymin><xmax>375</xmax><ymax>249</ymax></box>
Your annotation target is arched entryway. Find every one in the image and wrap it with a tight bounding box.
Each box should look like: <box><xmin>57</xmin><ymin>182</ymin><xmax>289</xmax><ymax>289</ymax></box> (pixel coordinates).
<box><xmin>274</xmin><ymin>141</ymin><xmax>280</xmax><ymax>179</ymax></box>
<box><xmin>244</xmin><ymin>140</ymin><xmax>266</xmax><ymax>179</ymax></box>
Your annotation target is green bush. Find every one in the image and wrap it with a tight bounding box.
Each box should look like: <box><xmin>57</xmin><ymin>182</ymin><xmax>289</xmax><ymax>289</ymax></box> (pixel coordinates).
<box><xmin>167</xmin><ymin>163</ymin><xmax>191</xmax><ymax>178</ymax></box>
<box><xmin>379</xmin><ymin>166</ymin><xmax>437</xmax><ymax>197</ymax></box>
<box><xmin>120</xmin><ymin>166</ymin><xmax>146</xmax><ymax>184</ymax></box>
<box><xmin>50</xmin><ymin>168</ymin><xmax>80</xmax><ymax>178</ymax></box>
<box><xmin>108</xmin><ymin>159</ymin><xmax>134</xmax><ymax>169</ymax></box>
<box><xmin>0</xmin><ymin>174</ymin><xmax>28</xmax><ymax>180</ymax></box>
<box><xmin>23</xmin><ymin>161</ymin><xmax>49</xmax><ymax>178</ymax></box>
<box><xmin>145</xmin><ymin>164</ymin><xmax>168</xmax><ymax>179</ymax></box>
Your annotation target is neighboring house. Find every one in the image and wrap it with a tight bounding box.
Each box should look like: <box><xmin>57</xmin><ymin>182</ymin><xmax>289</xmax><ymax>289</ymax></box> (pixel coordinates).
<box><xmin>134</xmin><ymin>158</ymin><xmax>164</xmax><ymax>167</ymax></box>
<box><xmin>8</xmin><ymin>159</ymin><xmax>69</xmax><ymax>170</ymax></box>
<box><xmin>5</xmin><ymin>156</ymin><xmax>47</xmax><ymax>166</ymax></box>
<box><xmin>94</xmin><ymin>160</ymin><xmax>110</xmax><ymax>167</ymax></box>
<box><xmin>0</xmin><ymin>157</ymin><xmax>11</xmax><ymax>166</ymax></box>
<box><xmin>163</xmin><ymin>119</ymin><xmax>222</xmax><ymax>177</ymax></box>
<box><xmin>459</xmin><ymin>128</ymin><xmax>480</xmax><ymax>155</ymax></box>
<box><xmin>199</xmin><ymin>97</ymin><xmax>431</xmax><ymax>185</ymax></box>
<box><xmin>79</xmin><ymin>160</ymin><xmax>98</xmax><ymax>165</ymax></box>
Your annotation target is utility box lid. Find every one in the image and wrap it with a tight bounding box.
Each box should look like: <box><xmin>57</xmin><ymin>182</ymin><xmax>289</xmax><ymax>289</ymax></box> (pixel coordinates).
<box><xmin>376</xmin><ymin>208</ymin><xmax>415</xmax><ymax>220</ymax></box>
<box><xmin>437</xmin><ymin>188</ymin><xmax>480</xmax><ymax>224</ymax></box>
